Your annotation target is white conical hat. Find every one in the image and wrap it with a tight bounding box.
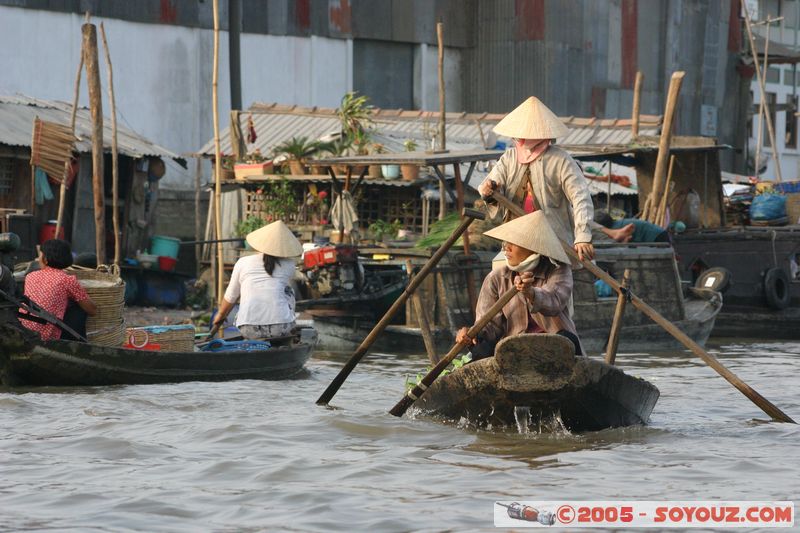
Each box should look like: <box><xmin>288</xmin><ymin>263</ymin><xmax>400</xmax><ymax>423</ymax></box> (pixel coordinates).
<box><xmin>245</xmin><ymin>220</ymin><xmax>303</xmax><ymax>257</ymax></box>
<box><xmin>492</xmin><ymin>96</ymin><xmax>569</xmax><ymax>139</ymax></box>
<box><xmin>483</xmin><ymin>211</ymin><xmax>569</xmax><ymax>265</ymax></box>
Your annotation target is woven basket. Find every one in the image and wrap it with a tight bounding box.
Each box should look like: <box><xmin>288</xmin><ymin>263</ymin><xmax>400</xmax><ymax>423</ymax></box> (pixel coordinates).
<box><xmin>125</xmin><ymin>325</ymin><xmax>196</xmax><ymax>353</ymax></box>
<box><xmin>88</xmin><ymin>318</ymin><xmax>126</xmax><ymax>347</ymax></box>
<box><xmin>69</xmin><ymin>265</ymin><xmax>126</xmax><ymax>346</ymax></box>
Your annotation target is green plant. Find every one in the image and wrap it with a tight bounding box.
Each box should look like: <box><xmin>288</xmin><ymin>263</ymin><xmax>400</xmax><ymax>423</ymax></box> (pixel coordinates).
<box><xmin>218</xmin><ymin>154</ymin><xmax>235</xmax><ymax>170</ymax></box>
<box><xmin>272</xmin><ymin>136</ymin><xmax>321</xmax><ymax>162</ymax></box>
<box><xmin>371</xmin><ymin>142</ymin><xmax>386</xmax><ymax>154</ymax></box>
<box><xmin>403</xmin><ymin>139</ymin><xmax>418</xmax><ymax>152</ymax></box>
<box><xmin>244</xmin><ymin>149</ymin><xmax>267</xmax><ymax>163</ymax></box>
<box><xmin>235</xmin><ymin>214</ymin><xmax>267</xmax><ymax>237</ymax></box>
<box><xmin>351</xmin><ymin>128</ymin><xmax>372</xmax><ymax>155</ymax></box>
<box><xmin>368</xmin><ymin>218</ymin><xmax>402</xmax><ymax>241</ymax></box>
<box><xmin>320</xmin><ymin>136</ymin><xmax>353</xmax><ymax>157</ymax></box>
<box><xmin>262</xmin><ymin>179</ymin><xmax>299</xmax><ymax>221</ymax></box>
<box><xmin>404</xmin><ymin>353</ymin><xmax>472</xmax><ymax>391</ymax></box>
<box><xmin>337</xmin><ymin>91</ymin><xmax>374</xmax><ymax>136</ymax></box>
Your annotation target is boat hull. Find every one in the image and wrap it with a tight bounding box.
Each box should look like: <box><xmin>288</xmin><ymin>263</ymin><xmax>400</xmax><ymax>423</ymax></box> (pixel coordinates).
<box><xmin>413</xmin><ymin>334</ymin><xmax>660</xmax><ymax>432</ymax></box>
<box><xmin>0</xmin><ymin>326</ymin><xmax>314</xmax><ymax>387</ymax></box>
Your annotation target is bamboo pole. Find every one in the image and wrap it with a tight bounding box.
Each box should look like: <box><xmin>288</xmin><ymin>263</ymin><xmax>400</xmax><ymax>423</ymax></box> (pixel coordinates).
<box><xmin>744</xmin><ymin>13</ymin><xmax>784</xmax><ymax>182</ymax></box>
<box><xmin>656</xmin><ymin>155</ymin><xmax>676</xmax><ymax>227</ymax></box>
<box><xmin>644</xmin><ymin>71</ymin><xmax>684</xmax><ymax>223</ymax></box>
<box><xmin>194</xmin><ymin>157</ymin><xmax>203</xmax><ymax>277</ymax></box>
<box><xmin>453</xmin><ymin>162</ymin><xmax>476</xmax><ymax>311</ymax></box>
<box><xmin>605</xmin><ymin>269</ymin><xmax>631</xmax><ymax>365</ymax></box>
<box><xmin>99</xmin><ymin>23</ymin><xmax>120</xmax><ymax>266</ymax></box>
<box><xmin>754</xmin><ymin>21</ymin><xmax>771</xmax><ymax>177</ymax></box>
<box><xmin>631</xmin><ymin>71</ymin><xmax>643</xmax><ymax>138</ymax></box>
<box><xmin>82</xmin><ymin>22</ymin><xmax>105</xmax><ymax>263</ymax></box>
<box><xmin>406</xmin><ymin>260</ymin><xmax>439</xmax><ymax>365</ymax></box>
<box><xmin>437</xmin><ymin>22</ymin><xmax>446</xmax><ymax>151</ymax></box>
<box><xmin>212</xmin><ymin>0</ymin><xmax>224</xmax><ymax>307</ymax></box>
<box><xmin>56</xmin><ymin>26</ymin><xmax>85</xmax><ymax>238</ymax></box>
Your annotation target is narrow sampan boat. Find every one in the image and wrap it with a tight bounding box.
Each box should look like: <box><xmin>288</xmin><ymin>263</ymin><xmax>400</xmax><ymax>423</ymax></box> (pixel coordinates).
<box><xmin>412</xmin><ymin>333</ymin><xmax>660</xmax><ymax>432</ymax></box>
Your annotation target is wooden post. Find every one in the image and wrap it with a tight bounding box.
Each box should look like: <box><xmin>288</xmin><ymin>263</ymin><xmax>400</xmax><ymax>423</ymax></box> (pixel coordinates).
<box><xmin>437</xmin><ymin>22</ymin><xmax>446</xmax><ymax>151</ymax></box>
<box><xmin>656</xmin><ymin>155</ymin><xmax>676</xmax><ymax>227</ymax></box>
<box><xmin>83</xmin><ymin>22</ymin><xmax>105</xmax><ymax>263</ymax></box>
<box><xmin>644</xmin><ymin>71</ymin><xmax>684</xmax><ymax>223</ymax></box>
<box><xmin>744</xmin><ymin>13</ymin><xmax>784</xmax><ymax>182</ymax></box>
<box><xmin>212</xmin><ymin>0</ymin><xmax>224</xmax><ymax>307</ymax></box>
<box><xmin>194</xmin><ymin>157</ymin><xmax>203</xmax><ymax>277</ymax></box>
<box><xmin>229</xmin><ymin>110</ymin><xmax>245</xmax><ymax>162</ymax></box>
<box><xmin>453</xmin><ymin>162</ymin><xmax>476</xmax><ymax>311</ymax></box>
<box><xmin>406</xmin><ymin>260</ymin><xmax>439</xmax><ymax>364</ymax></box>
<box><xmin>605</xmin><ymin>269</ymin><xmax>631</xmax><ymax>365</ymax></box>
<box><xmin>56</xmin><ymin>52</ymin><xmax>84</xmax><ymax>237</ymax></box>
<box><xmin>99</xmin><ymin>23</ymin><xmax>120</xmax><ymax>266</ymax></box>
<box><xmin>754</xmin><ymin>21</ymin><xmax>771</xmax><ymax>178</ymax></box>
<box><xmin>631</xmin><ymin>71</ymin><xmax>643</xmax><ymax>138</ymax></box>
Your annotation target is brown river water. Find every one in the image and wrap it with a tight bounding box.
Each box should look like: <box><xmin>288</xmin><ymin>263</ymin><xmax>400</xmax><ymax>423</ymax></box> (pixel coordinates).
<box><xmin>1</xmin><ymin>339</ymin><xmax>799</xmax><ymax>531</ymax></box>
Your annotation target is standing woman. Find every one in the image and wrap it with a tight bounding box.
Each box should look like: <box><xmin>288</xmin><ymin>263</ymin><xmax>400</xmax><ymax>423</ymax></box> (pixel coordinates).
<box><xmin>213</xmin><ymin>220</ymin><xmax>302</xmax><ymax>339</ymax></box>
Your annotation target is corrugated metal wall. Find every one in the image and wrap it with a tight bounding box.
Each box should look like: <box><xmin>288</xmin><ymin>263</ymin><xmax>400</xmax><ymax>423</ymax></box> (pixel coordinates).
<box><xmin>465</xmin><ymin>0</ymin><xmax>741</xmax><ymax>148</ymax></box>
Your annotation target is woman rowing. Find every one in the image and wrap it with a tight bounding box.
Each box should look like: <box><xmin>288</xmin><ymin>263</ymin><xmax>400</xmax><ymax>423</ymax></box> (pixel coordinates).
<box><xmin>213</xmin><ymin>220</ymin><xmax>302</xmax><ymax>340</ymax></box>
<box><xmin>455</xmin><ymin>211</ymin><xmax>584</xmax><ymax>358</ymax></box>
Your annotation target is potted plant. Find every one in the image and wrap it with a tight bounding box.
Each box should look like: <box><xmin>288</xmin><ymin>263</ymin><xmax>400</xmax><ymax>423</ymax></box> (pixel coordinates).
<box><xmin>321</xmin><ymin>136</ymin><xmax>353</xmax><ymax>175</ymax></box>
<box><xmin>401</xmin><ymin>139</ymin><xmax>420</xmax><ymax>181</ymax></box>
<box><xmin>216</xmin><ymin>155</ymin><xmax>235</xmax><ymax>181</ymax></box>
<box><xmin>234</xmin><ymin>149</ymin><xmax>273</xmax><ymax>180</ymax></box>
<box><xmin>369</xmin><ymin>142</ymin><xmax>385</xmax><ymax>179</ymax></box>
<box><xmin>271</xmin><ymin>136</ymin><xmax>321</xmax><ymax>175</ymax></box>
<box><xmin>349</xmin><ymin>128</ymin><xmax>372</xmax><ymax>176</ymax></box>
<box><xmin>337</xmin><ymin>92</ymin><xmax>374</xmax><ymax>137</ymax></box>
<box><xmin>368</xmin><ymin>218</ymin><xmax>403</xmax><ymax>243</ymax></box>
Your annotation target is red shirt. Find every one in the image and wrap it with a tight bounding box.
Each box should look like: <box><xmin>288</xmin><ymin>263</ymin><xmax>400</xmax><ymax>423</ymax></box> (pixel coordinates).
<box><xmin>20</xmin><ymin>267</ymin><xmax>90</xmax><ymax>341</ymax></box>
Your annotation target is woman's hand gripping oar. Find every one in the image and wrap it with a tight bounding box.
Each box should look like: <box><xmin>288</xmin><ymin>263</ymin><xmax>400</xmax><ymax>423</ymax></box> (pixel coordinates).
<box><xmin>316</xmin><ymin>208</ymin><xmax>486</xmax><ymax>406</ymax></box>
<box><xmin>389</xmin><ymin>286</ymin><xmax>518</xmax><ymax>417</ymax></box>
<box><xmin>489</xmin><ymin>191</ymin><xmax>795</xmax><ymax>424</ymax></box>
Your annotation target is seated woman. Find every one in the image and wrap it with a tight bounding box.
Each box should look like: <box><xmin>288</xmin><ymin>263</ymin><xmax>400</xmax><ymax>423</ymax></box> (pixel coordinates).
<box><xmin>456</xmin><ymin>211</ymin><xmax>584</xmax><ymax>358</ymax></box>
<box><xmin>213</xmin><ymin>220</ymin><xmax>302</xmax><ymax>340</ymax></box>
<box><xmin>19</xmin><ymin>239</ymin><xmax>97</xmax><ymax>341</ymax></box>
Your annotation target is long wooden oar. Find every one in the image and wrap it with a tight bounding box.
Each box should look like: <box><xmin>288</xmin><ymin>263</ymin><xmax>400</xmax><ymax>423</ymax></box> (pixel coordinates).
<box><xmin>316</xmin><ymin>208</ymin><xmax>486</xmax><ymax>406</ymax></box>
<box><xmin>491</xmin><ymin>191</ymin><xmax>795</xmax><ymax>423</ymax></box>
<box><xmin>390</xmin><ymin>286</ymin><xmax>517</xmax><ymax>417</ymax></box>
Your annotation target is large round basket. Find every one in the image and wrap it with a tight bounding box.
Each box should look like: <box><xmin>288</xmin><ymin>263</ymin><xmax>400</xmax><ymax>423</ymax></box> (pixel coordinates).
<box><xmin>69</xmin><ymin>265</ymin><xmax>126</xmax><ymax>346</ymax></box>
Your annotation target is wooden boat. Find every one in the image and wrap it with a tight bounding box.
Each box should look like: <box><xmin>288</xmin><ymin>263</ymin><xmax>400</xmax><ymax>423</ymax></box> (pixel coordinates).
<box><xmin>413</xmin><ymin>334</ymin><xmax>660</xmax><ymax>432</ymax></box>
<box><xmin>0</xmin><ymin>323</ymin><xmax>316</xmax><ymax>387</ymax></box>
<box><xmin>674</xmin><ymin>226</ymin><xmax>800</xmax><ymax>339</ymax></box>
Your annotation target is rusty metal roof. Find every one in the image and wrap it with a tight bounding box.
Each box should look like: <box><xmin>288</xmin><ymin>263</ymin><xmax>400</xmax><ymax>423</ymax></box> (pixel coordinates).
<box><xmin>195</xmin><ymin>101</ymin><xmax>663</xmax><ymax>157</ymax></box>
<box><xmin>0</xmin><ymin>94</ymin><xmax>186</xmax><ymax>166</ymax></box>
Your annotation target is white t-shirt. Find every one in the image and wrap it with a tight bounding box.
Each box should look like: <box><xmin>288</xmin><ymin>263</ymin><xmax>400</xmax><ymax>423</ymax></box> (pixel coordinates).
<box><xmin>224</xmin><ymin>254</ymin><xmax>296</xmax><ymax>327</ymax></box>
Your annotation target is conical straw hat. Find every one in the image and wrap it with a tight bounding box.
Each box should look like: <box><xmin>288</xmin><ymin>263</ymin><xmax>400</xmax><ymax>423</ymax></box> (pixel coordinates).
<box><xmin>245</xmin><ymin>220</ymin><xmax>303</xmax><ymax>257</ymax></box>
<box><xmin>483</xmin><ymin>211</ymin><xmax>569</xmax><ymax>265</ymax></box>
<box><xmin>493</xmin><ymin>96</ymin><xmax>569</xmax><ymax>140</ymax></box>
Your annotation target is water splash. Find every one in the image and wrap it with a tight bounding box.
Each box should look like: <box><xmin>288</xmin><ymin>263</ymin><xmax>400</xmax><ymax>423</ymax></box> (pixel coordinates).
<box><xmin>514</xmin><ymin>406</ymin><xmax>531</xmax><ymax>434</ymax></box>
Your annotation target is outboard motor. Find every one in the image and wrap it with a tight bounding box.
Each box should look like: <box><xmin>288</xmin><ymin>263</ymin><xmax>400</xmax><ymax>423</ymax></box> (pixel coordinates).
<box><xmin>0</xmin><ymin>232</ymin><xmax>21</xmax><ymax>270</ymax></box>
<box><xmin>0</xmin><ymin>263</ymin><xmax>17</xmax><ymax>325</ymax></box>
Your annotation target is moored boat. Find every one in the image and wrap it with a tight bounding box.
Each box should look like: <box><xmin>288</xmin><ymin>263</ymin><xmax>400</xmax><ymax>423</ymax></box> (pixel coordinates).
<box><xmin>0</xmin><ymin>323</ymin><xmax>316</xmax><ymax>387</ymax></box>
<box><xmin>412</xmin><ymin>333</ymin><xmax>660</xmax><ymax>432</ymax></box>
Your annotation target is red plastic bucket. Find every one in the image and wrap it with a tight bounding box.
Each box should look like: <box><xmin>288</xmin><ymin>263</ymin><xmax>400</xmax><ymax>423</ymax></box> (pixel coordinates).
<box><xmin>158</xmin><ymin>256</ymin><xmax>177</xmax><ymax>272</ymax></box>
<box><xmin>38</xmin><ymin>221</ymin><xmax>64</xmax><ymax>244</ymax></box>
